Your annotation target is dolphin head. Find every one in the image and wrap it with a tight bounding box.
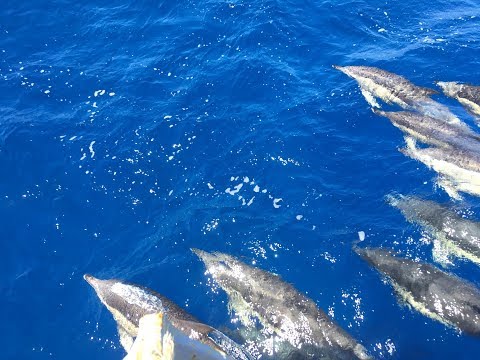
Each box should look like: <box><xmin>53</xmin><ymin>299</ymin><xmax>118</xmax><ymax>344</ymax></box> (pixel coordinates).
<box><xmin>354</xmin><ymin>247</ymin><xmax>396</xmax><ymax>270</ymax></box>
<box><xmin>191</xmin><ymin>249</ymin><xmax>249</xmax><ymax>291</ymax></box>
<box><xmin>436</xmin><ymin>81</ymin><xmax>460</xmax><ymax>98</ymax></box>
<box><xmin>333</xmin><ymin>65</ymin><xmax>360</xmax><ymax>80</ymax></box>
<box><xmin>84</xmin><ymin>274</ymin><xmax>166</xmax><ymax>336</ymax></box>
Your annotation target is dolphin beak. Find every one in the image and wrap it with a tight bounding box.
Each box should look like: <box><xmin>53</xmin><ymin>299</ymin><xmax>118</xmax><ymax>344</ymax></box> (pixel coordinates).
<box><xmin>191</xmin><ymin>248</ymin><xmax>209</xmax><ymax>261</ymax></box>
<box><xmin>84</xmin><ymin>274</ymin><xmax>100</xmax><ymax>288</ymax></box>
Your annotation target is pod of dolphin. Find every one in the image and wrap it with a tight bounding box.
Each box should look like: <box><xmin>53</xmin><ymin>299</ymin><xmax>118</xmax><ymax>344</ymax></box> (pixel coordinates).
<box><xmin>334</xmin><ymin>65</ymin><xmax>480</xmax><ymax>200</ymax></box>
<box><xmin>85</xmin><ymin>66</ymin><xmax>480</xmax><ymax>359</ymax></box>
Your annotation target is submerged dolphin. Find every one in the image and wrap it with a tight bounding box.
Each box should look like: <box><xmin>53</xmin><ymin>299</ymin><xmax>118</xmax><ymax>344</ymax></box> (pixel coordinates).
<box><xmin>334</xmin><ymin>65</ymin><xmax>461</xmax><ymax>125</ymax></box>
<box><xmin>192</xmin><ymin>249</ymin><xmax>371</xmax><ymax>360</ymax></box>
<box><xmin>388</xmin><ymin>195</ymin><xmax>480</xmax><ymax>265</ymax></box>
<box><xmin>355</xmin><ymin>246</ymin><xmax>480</xmax><ymax>336</ymax></box>
<box><xmin>84</xmin><ymin>274</ymin><xmax>252</xmax><ymax>360</ymax></box>
<box><xmin>400</xmin><ymin>137</ymin><xmax>480</xmax><ymax>199</ymax></box>
<box><xmin>372</xmin><ymin>109</ymin><xmax>480</xmax><ymax>151</ymax></box>
<box><xmin>437</xmin><ymin>81</ymin><xmax>480</xmax><ymax>119</ymax></box>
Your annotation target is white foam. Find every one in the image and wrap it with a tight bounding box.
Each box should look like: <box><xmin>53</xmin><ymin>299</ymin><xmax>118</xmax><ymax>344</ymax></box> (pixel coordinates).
<box><xmin>296</xmin><ymin>215</ymin><xmax>303</xmax><ymax>220</ymax></box>
<box><xmin>273</xmin><ymin>198</ymin><xmax>282</xmax><ymax>208</ymax></box>
<box><xmin>225</xmin><ymin>183</ymin><xmax>243</xmax><ymax>195</ymax></box>
<box><xmin>89</xmin><ymin>141</ymin><xmax>96</xmax><ymax>159</ymax></box>
<box><xmin>253</xmin><ymin>185</ymin><xmax>260</xmax><ymax>193</ymax></box>
<box><xmin>358</xmin><ymin>231</ymin><xmax>365</xmax><ymax>242</ymax></box>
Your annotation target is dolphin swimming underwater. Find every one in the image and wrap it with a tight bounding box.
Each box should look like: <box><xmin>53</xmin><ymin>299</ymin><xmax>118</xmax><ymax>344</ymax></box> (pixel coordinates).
<box><xmin>388</xmin><ymin>194</ymin><xmax>480</xmax><ymax>265</ymax></box>
<box><xmin>334</xmin><ymin>65</ymin><xmax>462</xmax><ymax>126</ymax></box>
<box><xmin>84</xmin><ymin>274</ymin><xmax>253</xmax><ymax>360</ymax></box>
<box><xmin>400</xmin><ymin>137</ymin><xmax>480</xmax><ymax>199</ymax></box>
<box><xmin>192</xmin><ymin>249</ymin><xmax>371</xmax><ymax>360</ymax></box>
<box><xmin>372</xmin><ymin>109</ymin><xmax>480</xmax><ymax>152</ymax></box>
<box><xmin>354</xmin><ymin>246</ymin><xmax>480</xmax><ymax>336</ymax></box>
<box><xmin>437</xmin><ymin>81</ymin><xmax>480</xmax><ymax>120</ymax></box>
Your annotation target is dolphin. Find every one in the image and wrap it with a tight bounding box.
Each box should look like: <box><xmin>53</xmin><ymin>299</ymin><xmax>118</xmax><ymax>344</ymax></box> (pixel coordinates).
<box><xmin>354</xmin><ymin>246</ymin><xmax>480</xmax><ymax>336</ymax></box>
<box><xmin>334</xmin><ymin>65</ymin><xmax>462</xmax><ymax>126</ymax></box>
<box><xmin>388</xmin><ymin>194</ymin><xmax>480</xmax><ymax>265</ymax></box>
<box><xmin>84</xmin><ymin>274</ymin><xmax>252</xmax><ymax>360</ymax></box>
<box><xmin>400</xmin><ymin>137</ymin><xmax>480</xmax><ymax>199</ymax></box>
<box><xmin>192</xmin><ymin>249</ymin><xmax>371</xmax><ymax>360</ymax></box>
<box><xmin>372</xmin><ymin>109</ymin><xmax>480</xmax><ymax>152</ymax></box>
<box><xmin>437</xmin><ymin>81</ymin><xmax>480</xmax><ymax>119</ymax></box>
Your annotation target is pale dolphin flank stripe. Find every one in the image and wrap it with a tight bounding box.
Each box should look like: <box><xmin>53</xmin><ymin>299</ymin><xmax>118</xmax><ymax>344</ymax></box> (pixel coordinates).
<box><xmin>400</xmin><ymin>137</ymin><xmax>480</xmax><ymax>199</ymax></box>
<box><xmin>84</xmin><ymin>274</ymin><xmax>253</xmax><ymax>360</ymax></box>
<box><xmin>372</xmin><ymin>110</ymin><xmax>480</xmax><ymax>152</ymax></box>
<box><xmin>354</xmin><ymin>247</ymin><xmax>480</xmax><ymax>336</ymax></box>
<box><xmin>192</xmin><ymin>248</ymin><xmax>371</xmax><ymax>360</ymax></box>
<box><xmin>437</xmin><ymin>81</ymin><xmax>480</xmax><ymax>119</ymax></box>
<box><xmin>334</xmin><ymin>65</ymin><xmax>463</xmax><ymax>126</ymax></box>
<box><xmin>387</xmin><ymin>194</ymin><xmax>480</xmax><ymax>266</ymax></box>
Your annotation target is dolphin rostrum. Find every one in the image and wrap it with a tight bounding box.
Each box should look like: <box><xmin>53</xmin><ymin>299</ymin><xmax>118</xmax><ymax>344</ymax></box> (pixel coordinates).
<box><xmin>388</xmin><ymin>194</ymin><xmax>480</xmax><ymax>265</ymax></box>
<box><xmin>437</xmin><ymin>81</ymin><xmax>480</xmax><ymax>119</ymax></box>
<box><xmin>334</xmin><ymin>65</ymin><xmax>462</xmax><ymax>126</ymax></box>
<box><xmin>355</xmin><ymin>246</ymin><xmax>480</xmax><ymax>336</ymax></box>
<box><xmin>84</xmin><ymin>274</ymin><xmax>253</xmax><ymax>360</ymax></box>
<box><xmin>192</xmin><ymin>249</ymin><xmax>371</xmax><ymax>360</ymax></box>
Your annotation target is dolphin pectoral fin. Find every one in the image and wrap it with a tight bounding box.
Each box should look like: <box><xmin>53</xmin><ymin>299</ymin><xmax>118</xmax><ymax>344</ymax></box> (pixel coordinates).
<box><xmin>360</xmin><ymin>88</ymin><xmax>381</xmax><ymax>108</ymax></box>
<box><xmin>404</xmin><ymin>136</ymin><xmax>417</xmax><ymax>149</ymax></box>
<box><xmin>399</xmin><ymin>136</ymin><xmax>416</xmax><ymax>158</ymax></box>
<box><xmin>436</xmin><ymin>177</ymin><xmax>463</xmax><ymax>201</ymax></box>
<box><xmin>117</xmin><ymin>325</ymin><xmax>134</xmax><ymax>352</ymax></box>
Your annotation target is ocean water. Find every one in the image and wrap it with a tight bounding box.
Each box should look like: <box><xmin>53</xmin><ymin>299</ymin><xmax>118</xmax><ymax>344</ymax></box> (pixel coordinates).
<box><xmin>2</xmin><ymin>0</ymin><xmax>480</xmax><ymax>358</ymax></box>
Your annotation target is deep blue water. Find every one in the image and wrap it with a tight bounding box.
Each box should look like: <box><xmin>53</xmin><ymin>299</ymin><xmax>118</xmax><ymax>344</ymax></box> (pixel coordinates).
<box><xmin>2</xmin><ymin>0</ymin><xmax>480</xmax><ymax>359</ymax></box>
